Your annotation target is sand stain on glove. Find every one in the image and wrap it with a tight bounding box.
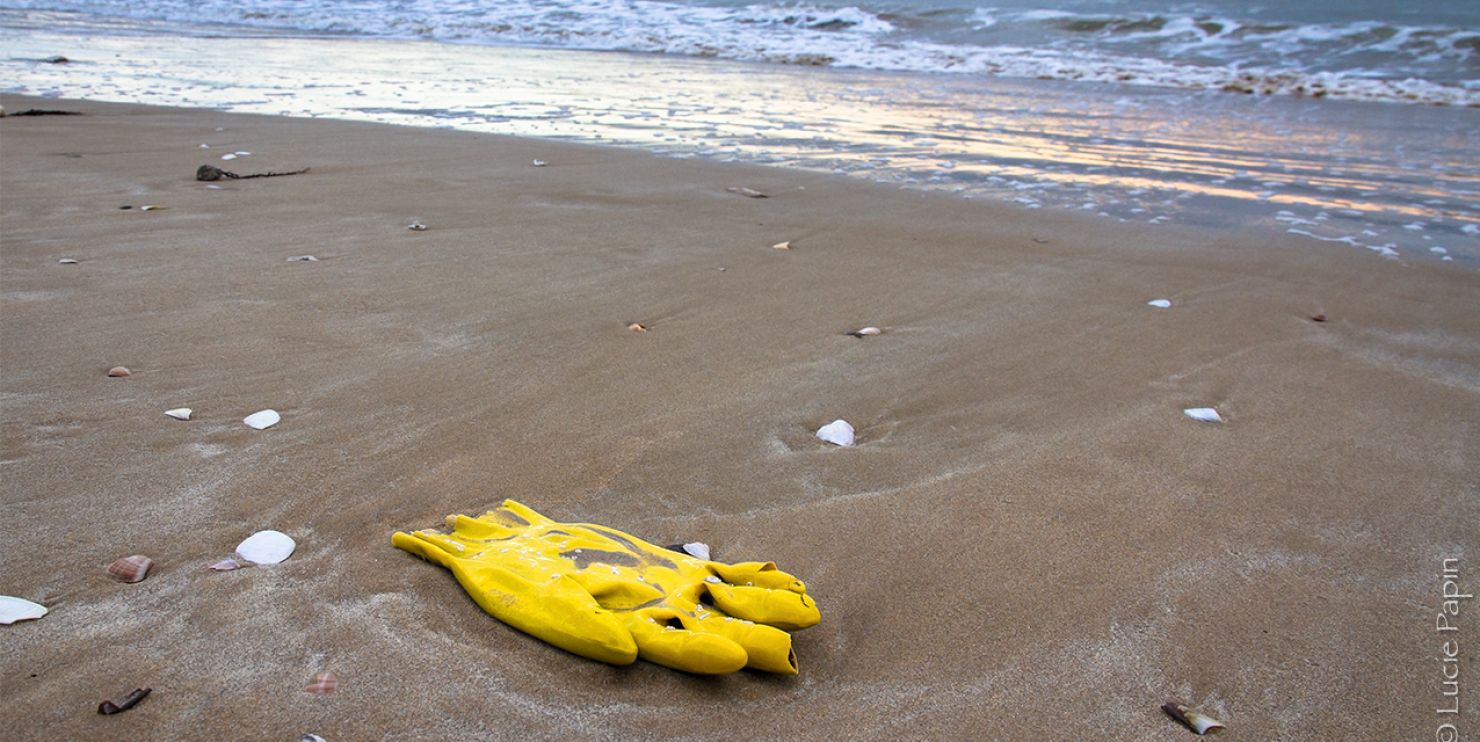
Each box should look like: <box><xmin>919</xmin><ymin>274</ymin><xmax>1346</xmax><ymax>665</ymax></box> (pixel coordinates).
<box><xmin>392</xmin><ymin>500</ymin><xmax>820</xmax><ymax>675</ymax></box>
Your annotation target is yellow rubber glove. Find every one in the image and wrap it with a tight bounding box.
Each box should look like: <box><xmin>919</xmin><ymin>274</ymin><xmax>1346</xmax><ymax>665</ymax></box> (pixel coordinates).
<box><xmin>392</xmin><ymin>500</ymin><xmax>820</xmax><ymax>675</ymax></box>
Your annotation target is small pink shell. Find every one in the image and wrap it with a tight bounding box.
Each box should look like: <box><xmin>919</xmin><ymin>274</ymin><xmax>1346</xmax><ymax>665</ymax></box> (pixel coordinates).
<box><xmin>306</xmin><ymin>671</ymin><xmax>337</xmax><ymax>695</ymax></box>
<box><xmin>107</xmin><ymin>555</ymin><xmax>153</xmax><ymax>583</ymax></box>
<box><xmin>208</xmin><ymin>559</ymin><xmax>240</xmax><ymax>571</ymax></box>
<box><xmin>107</xmin><ymin>366</ymin><xmax>131</xmax><ymax>378</ymax></box>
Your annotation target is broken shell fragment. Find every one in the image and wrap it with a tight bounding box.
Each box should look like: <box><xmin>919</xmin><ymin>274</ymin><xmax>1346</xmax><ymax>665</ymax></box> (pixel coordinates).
<box><xmin>302</xmin><ymin>736</ymin><xmax>328</xmax><ymax>742</ymax></box>
<box><xmin>243</xmin><ymin>409</ymin><xmax>280</xmax><ymax>430</ymax></box>
<box><xmin>287</xmin><ymin>255</ymin><xmax>319</xmax><ymax>262</ymax></box>
<box><xmin>0</xmin><ymin>596</ymin><xmax>48</xmax><ymax>625</ymax></box>
<box><xmin>816</xmin><ymin>419</ymin><xmax>856</xmax><ymax>447</ymax></box>
<box><xmin>164</xmin><ymin>408</ymin><xmax>192</xmax><ymax>421</ymax></box>
<box><xmin>1162</xmin><ymin>702</ymin><xmax>1225</xmax><ymax>735</ymax></box>
<box><xmin>772</xmin><ymin>241</ymin><xmax>792</xmax><ymax>250</ymax></box>
<box><xmin>140</xmin><ymin>205</ymin><xmax>166</xmax><ymax>211</ymax></box>
<box><xmin>681</xmin><ymin>542</ymin><xmax>711</xmax><ymax>560</ymax></box>
<box><xmin>58</xmin><ymin>258</ymin><xmax>79</xmax><ymax>264</ymax></box>
<box><xmin>845</xmin><ymin>326</ymin><xmax>882</xmax><ymax>338</ymax></box>
<box><xmin>1184</xmin><ymin>407</ymin><xmax>1224</xmax><ymax>423</ymax></box>
<box><xmin>208</xmin><ymin>559</ymin><xmax>240</xmax><ymax>572</ymax></box>
<box><xmin>107</xmin><ymin>366</ymin><xmax>131</xmax><ymax>378</ymax></box>
<box><xmin>98</xmin><ymin>688</ymin><xmax>151</xmax><ymax>715</ymax></box>
<box><xmin>726</xmin><ymin>186</ymin><xmax>767</xmax><ymax>198</ymax></box>
<box><xmin>627</xmin><ymin>323</ymin><xmax>648</xmax><ymax>333</ymax></box>
<box><xmin>1147</xmin><ymin>299</ymin><xmax>1172</xmax><ymax>309</ymax></box>
<box><xmin>107</xmin><ymin>555</ymin><xmax>153</xmax><ymax>583</ymax></box>
<box><xmin>1312</xmin><ymin>313</ymin><xmax>1327</xmax><ymax>322</ymax></box>
<box><xmin>531</xmin><ymin>159</ymin><xmax>546</xmax><ymax>167</ymax></box>
<box><xmin>221</xmin><ymin>153</ymin><xmax>237</xmax><ymax>160</ymax></box>
<box><xmin>236</xmin><ymin>530</ymin><xmax>295</xmax><ymax>565</ymax></box>
<box><xmin>407</xmin><ymin>222</ymin><xmax>427</xmax><ymax>231</ymax></box>
<box><xmin>306</xmin><ymin>671</ymin><xmax>338</xmax><ymax>695</ymax></box>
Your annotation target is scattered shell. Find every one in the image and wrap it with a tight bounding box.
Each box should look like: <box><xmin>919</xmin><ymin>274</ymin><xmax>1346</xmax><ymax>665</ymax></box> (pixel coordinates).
<box><xmin>1312</xmin><ymin>313</ymin><xmax>1327</xmax><ymax>322</ymax></box>
<box><xmin>58</xmin><ymin>258</ymin><xmax>79</xmax><ymax>265</ymax></box>
<box><xmin>845</xmin><ymin>326</ymin><xmax>882</xmax><ymax>338</ymax></box>
<box><xmin>0</xmin><ymin>596</ymin><xmax>48</xmax><ymax>625</ymax></box>
<box><xmin>1147</xmin><ymin>299</ymin><xmax>1172</xmax><ymax>309</ymax></box>
<box><xmin>531</xmin><ymin>159</ymin><xmax>546</xmax><ymax>167</ymax></box>
<box><xmin>1184</xmin><ymin>407</ymin><xmax>1224</xmax><ymax>423</ymax></box>
<box><xmin>208</xmin><ymin>559</ymin><xmax>240</xmax><ymax>572</ymax></box>
<box><xmin>816</xmin><ymin>419</ymin><xmax>856</xmax><ymax>447</ymax></box>
<box><xmin>243</xmin><ymin>409</ymin><xmax>280</xmax><ymax>430</ymax></box>
<box><xmin>140</xmin><ymin>205</ymin><xmax>165</xmax><ymax>211</ymax></box>
<box><xmin>107</xmin><ymin>366</ymin><xmax>131</xmax><ymax>378</ymax></box>
<box><xmin>681</xmin><ymin>542</ymin><xmax>711</xmax><ymax>560</ymax></box>
<box><xmin>98</xmin><ymin>688</ymin><xmax>151</xmax><ymax>715</ymax></box>
<box><xmin>164</xmin><ymin>408</ymin><xmax>192</xmax><ymax>421</ymax></box>
<box><xmin>1162</xmin><ymin>702</ymin><xmax>1225</xmax><ymax>735</ymax></box>
<box><xmin>235</xmin><ymin>151</ymin><xmax>251</xmax><ymax>156</ymax></box>
<box><xmin>107</xmin><ymin>555</ymin><xmax>153</xmax><ymax>583</ymax></box>
<box><xmin>772</xmin><ymin>241</ymin><xmax>792</xmax><ymax>250</ymax></box>
<box><xmin>302</xmin><ymin>736</ymin><xmax>329</xmax><ymax>742</ymax></box>
<box><xmin>726</xmin><ymin>186</ymin><xmax>767</xmax><ymax>198</ymax></box>
<box><xmin>236</xmin><ymin>530</ymin><xmax>295</xmax><ymax>565</ymax></box>
<box><xmin>627</xmin><ymin>323</ymin><xmax>648</xmax><ymax>333</ymax></box>
<box><xmin>199</xmin><ymin>143</ymin><xmax>210</xmax><ymax>148</ymax></box>
<box><xmin>221</xmin><ymin>154</ymin><xmax>237</xmax><ymax>160</ymax></box>
<box><xmin>407</xmin><ymin>222</ymin><xmax>427</xmax><ymax>231</ymax></box>
<box><xmin>1032</xmin><ymin>237</ymin><xmax>1050</xmax><ymax>244</ymax></box>
<box><xmin>287</xmin><ymin>255</ymin><xmax>319</xmax><ymax>262</ymax></box>
<box><xmin>306</xmin><ymin>671</ymin><xmax>338</xmax><ymax>695</ymax></box>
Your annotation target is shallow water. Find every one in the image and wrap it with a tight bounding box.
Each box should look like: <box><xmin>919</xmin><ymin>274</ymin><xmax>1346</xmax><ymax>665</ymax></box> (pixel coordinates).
<box><xmin>4</xmin><ymin>12</ymin><xmax>1478</xmax><ymax>264</ymax></box>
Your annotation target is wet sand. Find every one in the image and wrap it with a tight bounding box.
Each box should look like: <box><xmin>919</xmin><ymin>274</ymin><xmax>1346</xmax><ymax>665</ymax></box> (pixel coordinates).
<box><xmin>1</xmin><ymin>96</ymin><xmax>1476</xmax><ymax>739</ymax></box>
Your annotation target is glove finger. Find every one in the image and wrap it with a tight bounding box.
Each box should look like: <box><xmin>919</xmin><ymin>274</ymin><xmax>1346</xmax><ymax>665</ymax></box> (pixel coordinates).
<box><xmin>710</xmin><ymin>561</ymin><xmax>808</xmax><ymax>594</ymax></box>
<box><xmin>702</xmin><ymin>583</ymin><xmax>820</xmax><ymax>632</ymax></box>
<box><xmin>626</xmin><ymin>611</ymin><xmax>748</xmax><ymax>675</ymax></box>
<box><xmin>687</xmin><ymin>611</ymin><xmax>799</xmax><ymax>675</ymax></box>
<box><xmin>447</xmin><ymin>514</ymin><xmax>515</xmax><ymax>541</ymax></box>
<box><xmin>478</xmin><ymin>499</ymin><xmax>555</xmax><ymax>528</ymax></box>
<box><xmin>391</xmin><ymin>530</ymin><xmax>458</xmax><ymax>566</ymax></box>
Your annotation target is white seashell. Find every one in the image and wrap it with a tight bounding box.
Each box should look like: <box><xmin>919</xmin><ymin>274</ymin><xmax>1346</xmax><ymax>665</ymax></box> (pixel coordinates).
<box><xmin>164</xmin><ymin>408</ymin><xmax>192</xmax><ymax>421</ymax></box>
<box><xmin>243</xmin><ymin>409</ymin><xmax>280</xmax><ymax>429</ymax></box>
<box><xmin>681</xmin><ymin>542</ymin><xmax>711</xmax><ymax>560</ymax></box>
<box><xmin>206</xmin><ymin>185</ymin><xmax>222</xmax><ymax>190</ymax></box>
<box><xmin>1184</xmin><ymin>407</ymin><xmax>1223</xmax><ymax>423</ymax></box>
<box><xmin>286</xmin><ymin>255</ymin><xmax>319</xmax><ymax>262</ymax></box>
<box><xmin>407</xmin><ymin>222</ymin><xmax>427</xmax><ymax>231</ymax></box>
<box><xmin>236</xmin><ymin>530</ymin><xmax>296</xmax><ymax>565</ymax></box>
<box><xmin>140</xmin><ymin>205</ymin><xmax>166</xmax><ymax>211</ymax></box>
<box><xmin>199</xmin><ymin>143</ymin><xmax>210</xmax><ymax>148</ymax></box>
<box><xmin>772</xmin><ymin>241</ymin><xmax>791</xmax><ymax>250</ymax></box>
<box><xmin>846</xmin><ymin>326</ymin><xmax>882</xmax><ymax>338</ymax></box>
<box><xmin>816</xmin><ymin>419</ymin><xmax>856</xmax><ymax>447</ymax></box>
<box><xmin>107</xmin><ymin>366</ymin><xmax>132</xmax><ymax>378</ymax></box>
<box><xmin>627</xmin><ymin>322</ymin><xmax>648</xmax><ymax>333</ymax></box>
<box><xmin>208</xmin><ymin>558</ymin><xmax>240</xmax><ymax>571</ymax></box>
<box><xmin>235</xmin><ymin>151</ymin><xmax>251</xmax><ymax>156</ymax></box>
<box><xmin>1147</xmin><ymin>299</ymin><xmax>1172</xmax><ymax>309</ymax></box>
<box><xmin>58</xmin><ymin>258</ymin><xmax>79</xmax><ymax>264</ymax></box>
<box><xmin>302</xmin><ymin>735</ymin><xmax>328</xmax><ymax>742</ymax></box>
<box><xmin>531</xmin><ymin>159</ymin><xmax>546</xmax><ymax>167</ymax></box>
<box><xmin>221</xmin><ymin>154</ymin><xmax>237</xmax><ymax>160</ymax></box>
<box><xmin>726</xmin><ymin>186</ymin><xmax>767</xmax><ymax>198</ymax></box>
<box><xmin>0</xmin><ymin>596</ymin><xmax>48</xmax><ymax>625</ymax></box>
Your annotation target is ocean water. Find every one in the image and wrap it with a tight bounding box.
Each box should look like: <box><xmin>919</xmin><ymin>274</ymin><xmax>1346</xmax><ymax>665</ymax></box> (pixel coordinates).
<box><xmin>2</xmin><ymin>2</ymin><xmax>1477</xmax><ymax>263</ymax></box>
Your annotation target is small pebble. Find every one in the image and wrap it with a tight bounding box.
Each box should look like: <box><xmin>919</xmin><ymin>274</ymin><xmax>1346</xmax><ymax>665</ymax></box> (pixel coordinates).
<box><xmin>107</xmin><ymin>366</ymin><xmax>131</xmax><ymax>378</ymax></box>
<box><xmin>628</xmin><ymin>323</ymin><xmax>648</xmax><ymax>333</ymax></box>
<box><xmin>1312</xmin><ymin>313</ymin><xmax>1327</xmax><ymax>322</ymax></box>
<box><xmin>58</xmin><ymin>258</ymin><xmax>79</xmax><ymax>265</ymax></box>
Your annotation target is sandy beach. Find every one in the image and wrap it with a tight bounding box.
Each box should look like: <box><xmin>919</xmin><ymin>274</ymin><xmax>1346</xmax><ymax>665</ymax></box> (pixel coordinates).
<box><xmin>1</xmin><ymin>95</ymin><xmax>1476</xmax><ymax>739</ymax></box>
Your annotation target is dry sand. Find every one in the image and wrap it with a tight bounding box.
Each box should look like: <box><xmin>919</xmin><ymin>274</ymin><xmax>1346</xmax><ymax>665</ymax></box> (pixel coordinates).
<box><xmin>1</xmin><ymin>96</ymin><xmax>1477</xmax><ymax>739</ymax></box>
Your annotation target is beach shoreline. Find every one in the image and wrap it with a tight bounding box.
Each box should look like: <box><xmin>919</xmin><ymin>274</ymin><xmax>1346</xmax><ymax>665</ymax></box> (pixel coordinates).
<box><xmin>2</xmin><ymin>95</ymin><xmax>1477</xmax><ymax>738</ymax></box>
